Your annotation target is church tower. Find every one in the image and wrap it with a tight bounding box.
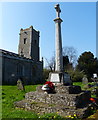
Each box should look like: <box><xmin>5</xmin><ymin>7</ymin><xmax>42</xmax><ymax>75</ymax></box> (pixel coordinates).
<box><xmin>18</xmin><ymin>26</ymin><xmax>40</xmax><ymax>61</ymax></box>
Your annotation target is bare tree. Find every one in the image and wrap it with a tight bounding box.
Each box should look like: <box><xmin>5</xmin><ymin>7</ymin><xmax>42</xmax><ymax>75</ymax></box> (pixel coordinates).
<box><xmin>63</xmin><ymin>46</ymin><xmax>78</xmax><ymax>67</ymax></box>
<box><xmin>45</xmin><ymin>46</ymin><xmax>77</xmax><ymax>70</ymax></box>
<box><xmin>45</xmin><ymin>56</ymin><xmax>55</xmax><ymax>71</ymax></box>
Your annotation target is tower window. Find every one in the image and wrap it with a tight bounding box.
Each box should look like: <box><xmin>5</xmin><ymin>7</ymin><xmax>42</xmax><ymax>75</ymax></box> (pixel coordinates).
<box><xmin>24</xmin><ymin>38</ymin><xmax>27</xmax><ymax>44</ymax></box>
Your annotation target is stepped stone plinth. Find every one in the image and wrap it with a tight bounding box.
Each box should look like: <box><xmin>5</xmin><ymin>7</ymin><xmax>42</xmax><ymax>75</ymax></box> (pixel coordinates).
<box><xmin>14</xmin><ymin>85</ymin><xmax>91</xmax><ymax>118</ymax></box>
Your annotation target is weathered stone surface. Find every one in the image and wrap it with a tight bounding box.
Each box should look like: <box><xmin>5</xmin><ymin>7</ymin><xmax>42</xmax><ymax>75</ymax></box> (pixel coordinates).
<box><xmin>25</xmin><ymin>91</ymin><xmax>75</xmax><ymax>107</ymax></box>
<box><xmin>14</xmin><ymin>99</ymin><xmax>27</xmax><ymax>108</ymax></box>
<box><xmin>36</xmin><ymin>85</ymin><xmax>43</xmax><ymax>92</ymax></box>
<box><xmin>49</xmin><ymin>4</ymin><xmax>72</xmax><ymax>85</ymax></box>
<box><xmin>82</xmin><ymin>76</ymin><xmax>88</xmax><ymax>85</ymax></box>
<box><xmin>1</xmin><ymin>26</ymin><xmax>43</xmax><ymax>85</ymax></box>
<box><xmin>18</xmin><ymin>26</ymin><xmax>39</xmax><ymax>61</ymax></box>
<box><xmin>54</xmin><ymin>4</ymin><xmax>63</xmax><ymax>72</ymax></box>
<box><xmin>69</xmin><ymin>86</ymin><xmax>81</xmax><ymax>94</ymax></box>
<box><xmin>55</xmin><ymin>85</ymin><xmax>81</xmax><ymax>94</ymax></box>
<box><xmin>25</xmin><ymin>90</ymin><xmax>90</xmax><ymax>108</ymax></box>
<box><xmin>49</xmin><ymin>72</ymin><xmax>72</xmax><ymax>85</ymax></box>
<box><xmin>14</xmin><ymin>97</ymin><xmax>91</xmax><ymax>118</ymax></box>
<box><xmin>17</xmin><ymin>79</ymin><xmax>25</xmax><ymax>91</ymax></box>
<box><xmin>14</xmin><ymin>85</ymin><xmax>91</xmax><ymax>118</ymax></box>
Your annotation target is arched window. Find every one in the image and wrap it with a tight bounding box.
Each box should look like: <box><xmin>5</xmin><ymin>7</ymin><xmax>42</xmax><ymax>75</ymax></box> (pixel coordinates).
<box><xmin>17</xmin><ymin>64</ymin><xmax>23</xmax><ymax>77</ymax></box>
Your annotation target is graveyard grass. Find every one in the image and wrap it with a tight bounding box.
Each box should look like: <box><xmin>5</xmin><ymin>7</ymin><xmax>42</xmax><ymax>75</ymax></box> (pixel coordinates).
<box><xmin>2</xmin><ymin>85</ymin><xmax>64</xmax><ymax>119</ymax></box>
<box><xmin>1</xmin><ymin>82</ymin><xmax>98</xmax><ymax>119</ymax></box>
<box><xmin>2</xmin><ymin>85</ymin><xmax>39</xmax><ymax>118</ymax></box>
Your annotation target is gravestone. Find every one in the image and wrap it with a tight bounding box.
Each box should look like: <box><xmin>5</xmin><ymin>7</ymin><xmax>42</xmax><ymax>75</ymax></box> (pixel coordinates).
<box><xmin>63</xmin><ymin>73</ymin><xmax>72</xmax><ymax>85</ymax></box>
<box><xmin>82</xmin><ymin>75</ymin><xmax>88</xmax><ymax>85</ymax></box>
<box><xmin>49</xmin><ymin>72</ymin><xmax>72</xmax><ymax>85</ymax></box>
<box><xmin>17</xmin><ymin>78</ymin><xmax>25</xmax><ymax>91</ymax></box>
<box><xmin>49</xmin><ymin>72</ymin><xmax>63</xmax><ymax>83</ymax></box>
<box><xmin>93</xmin><ymin>73</ymin><xmax>97</xmax><ymax>78</ymax></box>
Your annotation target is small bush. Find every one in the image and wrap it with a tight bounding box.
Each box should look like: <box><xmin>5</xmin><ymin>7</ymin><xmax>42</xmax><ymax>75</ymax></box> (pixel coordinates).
<box><xmin>43</xmin><ymin>69</ymin><xmax>51</xmax><ymax>80</ymax></box>
<box><xmin>67</xmin><ymin>69</ymin><xmax>85</xmax><ymax>82</ymax></box>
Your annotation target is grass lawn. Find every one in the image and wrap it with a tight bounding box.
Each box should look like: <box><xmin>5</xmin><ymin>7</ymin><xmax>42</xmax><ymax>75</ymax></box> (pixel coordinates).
<box><xmin>74</xmin><ymin>82</ymin><xmax>98</xmax><ymax>98</ymax></box>
<box><xmin>2</xmin><ymin>85</ymin><xmax>40</xmax><ymax>118</ymax></box>
<box><xmin>73</xmin><ymin>82</ymin><xmax>84</xmax><ymax>87</ymax></box>
<box><xmin>2</xmin><ymin>85</ymin><xmax>63</xmax><ymax>119</ymax></box>
<box><xmin>1</xmin><ymin>82</ymin><xmax>98</xmax><ymax>119</ymax></box>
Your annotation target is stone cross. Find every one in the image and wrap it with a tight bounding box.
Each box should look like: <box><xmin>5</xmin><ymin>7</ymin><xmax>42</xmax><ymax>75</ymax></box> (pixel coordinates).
<box><xmin>54</xmin><ymin>4</ymin><xmax>61</xmax><ymax>18</ymax></box>
<box><xmin>54</xmin><ymin>4</ymin><xmax>63</xmax><ymax>72</ymax></box>
<box><xmin>49</xmin><ymin>4</ymin><xmax>72</xmax><ymax>85</ymax></box>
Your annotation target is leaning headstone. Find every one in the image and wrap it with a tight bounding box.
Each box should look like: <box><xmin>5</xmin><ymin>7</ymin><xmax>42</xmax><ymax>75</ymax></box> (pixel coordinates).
<box><xmin>82</xmin><ymin>75</ymin><xmax>88</xmax><ymax>85</ymax></box>
<box><xmin>17</xmin><ymin>79</ymin><xmax>25</xmax><ymax>91</ymax></box>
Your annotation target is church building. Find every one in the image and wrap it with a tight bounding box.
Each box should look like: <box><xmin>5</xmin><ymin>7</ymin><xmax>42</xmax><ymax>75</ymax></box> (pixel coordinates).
<box><xmin>0</xmin><ymin>26</ymin><xmax>43</xmax><ymax>85</ymax></box>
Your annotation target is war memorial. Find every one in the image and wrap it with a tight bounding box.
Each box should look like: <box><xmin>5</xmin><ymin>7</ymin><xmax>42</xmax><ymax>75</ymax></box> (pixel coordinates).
<box><xmin>14</xmin><ymin>4</ymin><xmax>93</xmax><ymax>118</ymax></box>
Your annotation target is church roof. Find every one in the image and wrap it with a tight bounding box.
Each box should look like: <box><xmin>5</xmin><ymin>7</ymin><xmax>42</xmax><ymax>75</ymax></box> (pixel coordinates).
<box><xmin>0</xmin><ymin>49</ymin><xmax>42</xmax><ymax>64</ymax></box>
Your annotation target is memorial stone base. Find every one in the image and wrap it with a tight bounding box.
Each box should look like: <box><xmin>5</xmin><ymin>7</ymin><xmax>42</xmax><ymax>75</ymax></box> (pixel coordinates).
<box><xmin>14</xmin><ymin>85</ymin><xmax>91</xmax><ymax>118</ymax></box>
<box><xmin>49</xmin><ymin>72</ymin><xmax>72</xmax><ymax>85</ymax></box>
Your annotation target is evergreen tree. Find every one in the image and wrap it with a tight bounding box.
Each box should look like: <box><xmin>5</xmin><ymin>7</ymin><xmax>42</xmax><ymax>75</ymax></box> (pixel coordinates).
<box><xmin>77</xmin><ymin>51</ymin><xmax>98</xmax><ymax>79</ymax></box>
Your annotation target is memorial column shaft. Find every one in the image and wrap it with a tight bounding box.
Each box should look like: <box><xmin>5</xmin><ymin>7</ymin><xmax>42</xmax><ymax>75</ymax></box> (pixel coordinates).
<box><xmin>55</xmin><ymin>19</ymin><xmax>63</xmax><ymax>72</ymax></box>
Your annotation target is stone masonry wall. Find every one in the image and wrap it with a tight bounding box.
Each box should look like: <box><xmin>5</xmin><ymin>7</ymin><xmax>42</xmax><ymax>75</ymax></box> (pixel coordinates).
<box><xmin>15</xmin><ymin>85</ymin><xmax>91</xmax><ymax>118</ymax></box>
<box><xmin>2</xmin><ymin>50</ymin><xmax>43</xmax><ymax>85</ymax></box>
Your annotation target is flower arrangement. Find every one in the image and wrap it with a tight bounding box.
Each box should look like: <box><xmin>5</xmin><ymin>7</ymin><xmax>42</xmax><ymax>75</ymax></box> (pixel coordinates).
<box><xmin>42</xmin><ymin>81</ymin><xmax>55</xmax><ymax>93</ymax></box>
<box><xmin>44</xmin><ymin>81</ymin><xmax>55</xmax><ymax>89</ymax></box>
<box><xmin>90</xmin><ymin>98</ymin><xmax>96</xmax><ymax>103</ymax></box>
